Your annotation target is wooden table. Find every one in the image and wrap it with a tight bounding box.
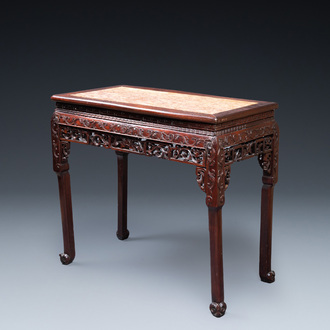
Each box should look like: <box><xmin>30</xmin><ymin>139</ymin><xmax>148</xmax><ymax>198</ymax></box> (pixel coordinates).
<box><xmin>51</xmin><ymin>85</ymin><xmax>279</xmax><ymax>317</ymax></box>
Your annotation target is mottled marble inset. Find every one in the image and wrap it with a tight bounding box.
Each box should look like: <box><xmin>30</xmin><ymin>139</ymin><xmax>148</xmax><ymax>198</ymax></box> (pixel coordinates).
<box><xmin>71</xmin><ymin>86</ymin><xmax>257</xmax><ymax>114</ymax></box>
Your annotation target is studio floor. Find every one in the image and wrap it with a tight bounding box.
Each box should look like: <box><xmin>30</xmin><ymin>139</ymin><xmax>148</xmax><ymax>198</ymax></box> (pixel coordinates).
<box><xmin>0</xmin><ymin>190</ymin><xmax>328</xmax><ymax>330</ymax></box>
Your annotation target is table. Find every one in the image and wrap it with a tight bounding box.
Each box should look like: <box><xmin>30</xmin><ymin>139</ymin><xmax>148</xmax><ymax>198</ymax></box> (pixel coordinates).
<box><xmin>51</xmin><ymin>85</ymin><xmax>279</xmax><ymax>317</ymax></box>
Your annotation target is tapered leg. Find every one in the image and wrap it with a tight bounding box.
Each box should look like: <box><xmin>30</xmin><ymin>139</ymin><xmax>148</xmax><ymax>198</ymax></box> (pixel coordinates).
<box><xmin>52</xmin><ymin>114</ymin><xmax>75</xmax><ymax>265</ymax></box>
<box><xmin>259</xmin><ymin>176</ymin><xmax>275</xmax><ymax>283</ymax></box>
<box><xmin>116</xmin><ymin>151</ymin><xmax>129</xmax><ymax>240</ymax></box>
<box><xmin>208</xmin><ymin>206</ymin><xmax>227</xmax><ymax>317</ymax></box>
<box><xmin>57</xmin><ymin>171</ymin><xmax>75</xmax><ymax>265</ymax></box>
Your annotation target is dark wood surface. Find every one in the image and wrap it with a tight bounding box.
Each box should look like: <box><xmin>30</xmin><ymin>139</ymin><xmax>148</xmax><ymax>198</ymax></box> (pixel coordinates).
<box><xmin>51</xmin><ymin>86</ymin><xmax>279</xmax><ymax>318</ymax></box>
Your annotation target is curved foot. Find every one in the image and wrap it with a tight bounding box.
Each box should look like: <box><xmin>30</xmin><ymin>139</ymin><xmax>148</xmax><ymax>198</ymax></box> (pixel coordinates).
<box><xmin>260</xmin><ymin>270</ymin><xmax>275</xmax><ymax>283</ymax></box>
<box><xmin>209</xmin><ymin>302</ymin><xmax>227</xmax><ymax>318</ymax></box>
<box><xmin>116</xmin><ymin>230</ymin><xmax>129</xmax><ymax>240</ymax></box>
<box><xmin>59</xmin><ymin>253</ymin><xmax>74</xmax><ymax>265</ymax></box>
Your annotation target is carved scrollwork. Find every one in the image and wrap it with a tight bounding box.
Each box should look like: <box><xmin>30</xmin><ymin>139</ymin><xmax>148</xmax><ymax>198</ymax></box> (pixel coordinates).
<box><xmin>196</xmin><ymin>167</ymin><xmax>206</xmax><ymax>192</ymax></box>
<box><xmin>56</xmin><ymin>111</ymin><xmax>207</xmax><ymax>148</ymax></box>
<box><xmin>57</xmin><ymin>124</ymin><xmax>206</xmax><ymax>166</ymax></box>
<box><xmin>205</xmin><ymin>140</ymin><xmax>217</xmax><ymax>206</ymax></box>
<box><xmin>258</xmin><ymin>152</ymin><xmax>272</xmax><ymax>174</ymax></box>
<box><xmin>172</xmin><ymin>145</ymin><xmax>204</xmax><ymax>165</ymax></box>
<box><xmin>51</xmin><ymin>114</ymin><xmax>70</xmax><ymax>172</ymax></box>
<box><xmin>221</xmin><ymin>125</ymin><xmax>275</xmax><ymax>148</ymax></box>
<box><xmin>60</xmin><ymin>127</ymin><xmax>88</xmax><ymax>143</ymax></box>
<box><xmin>272</xmin><ymin>123</ymin><xmax>279</xmax><ymax>183</ymax></box>
<box><xmin>111</xmin><ymin>136</ymin><xmax>144</xmax><ymax>153</ymax></box>
<box><xmin>201</xmin><ymin>123</ymin><xmax>278</xmax><ymax>207</ymax></box>
<box><xmin>224</xmin><ymin>136</ymin><xmax>272</xmax><ymax>165</ymax></box>
<box><xmin>217</xmin><ymin>146</ymin><xmax>226</xmax><ymax>206</ymax></box>
<box><xmin>224</xmin><ymin>166</ymin><xmax>231</xmax><ymax>189</ymax></box>
<box><xmin>90</xmin><ymin>132</ymin><xmax>110</xmax><ymax>147</ymax></box>
<box><xmin>146</xmin><ymin>142</ymin><xmax>170</xmax><ymax>159</ymax></box>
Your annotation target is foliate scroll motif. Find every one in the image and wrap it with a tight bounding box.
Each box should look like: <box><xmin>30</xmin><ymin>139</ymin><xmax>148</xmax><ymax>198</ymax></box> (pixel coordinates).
<box><xmin>258</xmin><ymin>152</ymin><xmax>272</xmax><ymax>174</ymax></box>
<box><xmin>172</xmin><ymin>146</ymin><xmax>205</xmax><ymax>164</ymax></box>
<box><xmin>205</xmin><ymin>140</ymin><xmax>217</xmax><ymax>207</ymax></box>
<box><xmin>217</xmin><ymin>146</ymin><xmax>226</xmax><ymax>206</ymax></box>
<box><xmin>89</xmin><ymin>132</ymin><xmax>110</xmax><ymax>147</ymax></box>
<box><xmin>51</xmin><ymin>114</ymin><xmax>70</xmax><ymax>172</ymax></box>
<box><xmin>221</xmin><ymin>122</ymin><xmax>278</xmax><ymax>179</ymax></box>
<box><xmin>224</xmin><ymin>166</ymin><xmax>231</xmax><ymax>189</ymax></box>
<box><xmin>224</xmin><ymin>136</ymin><xmax>272</xmax><ymax>165</ymax></box>
<box><xmin>111</xmin><ymin>136</ymin><xmax>144</xmax><ymax>153</ymax></box>
<box><xmin>58</xmin><ymin>125</ymin><xmax>206</xmax><ymax>166</ymax></box>
<box><xmin>196</xmin><ymin>167</ymin><xmax>206</xmax><ymax>192</ymax></box>
<box><xmin>272</xmin><ymin>122</ymin><xmax>279</xmax><ymax>184</ymax></box>
<box><xmin>60</xmin><ymin>127</ymin><xmax>88</xmax><ymax>143</ymax></box>
<box><xmin>146</xmin><ymin>142</ymin><xmax>170</xmax><ymax>159</ymax></box>
<box><xmin>220</xmin><ymin>124</ymin><xmax>275</xmax><ymax>148</ymax></box>
<box><xmin>56</xmin><ymin>111</ymin><xmax>207</xmax><ymax>148</ymax></box>
<box><xmin>200</xmin><ymin>139</ymin><xmax>228</xmax><ymax>207</ymax></box>
<box><xmin>201</xmin><ymin>122</ymin><xmax>279</xmax><ymax>207</ymax></box>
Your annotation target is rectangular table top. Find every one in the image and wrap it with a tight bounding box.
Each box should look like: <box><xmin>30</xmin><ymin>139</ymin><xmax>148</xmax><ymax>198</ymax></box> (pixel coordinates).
<box><xmin>52</xmin><ymin>85</ymin><xmax>278</xmax><ymax>124</ymax></box>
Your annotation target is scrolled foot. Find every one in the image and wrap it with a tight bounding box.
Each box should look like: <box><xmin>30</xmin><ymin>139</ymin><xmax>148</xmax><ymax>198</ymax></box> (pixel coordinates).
<box><xmin>260</xmin><ymin>270</ymin><xmax>275</xmax><ymax>283</ymax></box>
<box><xmin>209</xmin><ymin>301</ymin><xmax>227</xmax><ymax>318</ymax></box>
<box><xmin>116</xmin><ymin>230</ymin><xmax>130</xmax><ymax>240</ymax></box>
<box><xmin>59</xmin><ymin>253</ymin><xmax>74</xmax><ymax>265</ymax></box>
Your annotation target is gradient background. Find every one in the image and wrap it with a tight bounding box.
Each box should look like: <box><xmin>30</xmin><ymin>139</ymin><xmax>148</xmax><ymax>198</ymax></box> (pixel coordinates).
<box><xmin>1</xmin><ymin>3</ymin><xmax>329</xmax><ymax>329</ymax></box>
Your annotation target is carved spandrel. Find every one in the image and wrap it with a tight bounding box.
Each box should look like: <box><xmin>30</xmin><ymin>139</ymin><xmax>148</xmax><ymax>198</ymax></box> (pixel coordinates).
<box><xmin>196</xmin><ymin>167</ymin><xmax>206</xmax><ymax>192</ymax></box>
<box><xmin>199</xmin><ymin>122</ymin><xmax>279</xmax><ymax>207</ymax></box>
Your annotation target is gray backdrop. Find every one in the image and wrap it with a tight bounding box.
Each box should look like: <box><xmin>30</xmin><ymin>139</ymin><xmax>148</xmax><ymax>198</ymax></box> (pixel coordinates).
<box><xmin>1</xmin><ymin>3</ymin><xmax>329</xmax><ymax>329</ymax></box>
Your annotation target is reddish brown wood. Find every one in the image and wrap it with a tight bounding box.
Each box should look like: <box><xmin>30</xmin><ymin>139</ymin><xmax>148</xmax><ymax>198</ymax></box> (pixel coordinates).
<box><xmin>208</xmin><ymin>206</ymin><xmax>227</xmax><ymax>317</ymax></box>
<box><xmin>259</xmin><ymin>180</ymin><xmax>275</xmax><ymax>282</ymax></box>
<box><xmin>51</xmin><ymin>85</ymin><xmax>279</xmax><ymax>317</ymax></box>
<box><xmin>116</xmin><ymin>151</ymin><xmax>129</xmax><ymax>240</ymax></box>
<box><xmin>57</xmin><ymin>171</ymin><xmax>75</xmax><ymax>265</ymax></box>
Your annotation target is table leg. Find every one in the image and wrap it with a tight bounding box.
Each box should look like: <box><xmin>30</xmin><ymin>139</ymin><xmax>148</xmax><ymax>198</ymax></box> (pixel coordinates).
<box><xmin>57</xmin><ymin>171</ymin><xmax>75</xmax><ymax>265</ymax></box>
<box><xmin>52</xmin><ymin>114</ymin><xmax>75</xmax><ymax>265</ymax></box>
<box><xmin>258</xmin><ymin>123</ymin><xmax>279</xmax><ymax>283</ymax></box>
<box><xmin>116</xmin><ymin>151</ymin><xmax>129</xmax><ymax>240</ymax></box>
<box><xmin>208</xmin><ymin>206</ymin><xmax>227</xmax><ymax>317</ymax></box>
<box><xmin>259</xmin><ymin>175</ymin><xmax>275</xmax><ymax>283</ymax></box>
